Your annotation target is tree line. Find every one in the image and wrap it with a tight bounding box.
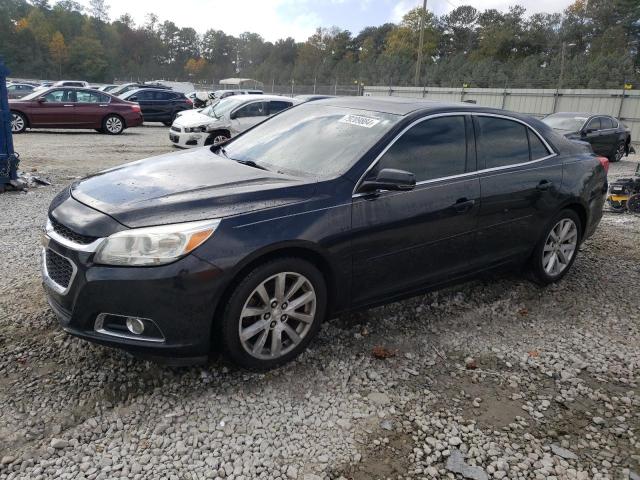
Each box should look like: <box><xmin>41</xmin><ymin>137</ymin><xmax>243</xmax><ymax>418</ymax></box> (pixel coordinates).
<box><xmin>0</xmin><ymin>0</ymin><xmax>638</xmax><ymax>89</ymax></box>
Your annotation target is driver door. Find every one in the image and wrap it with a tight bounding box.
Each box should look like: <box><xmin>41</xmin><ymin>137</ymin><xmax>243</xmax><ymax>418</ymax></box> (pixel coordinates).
<box><xmin>350</xmin><ymin>115</ymin><xmax>480</xmax><ymax>306</ymax></box>
<box><xmin>230</xmin><ymin>101</ymin><xmax>269</xmax><ymax>135</ymax></box>
<box><xmin>29</xmin><ymin>89</ymin><xmax>76</xmax><ymax>127</ymax></box>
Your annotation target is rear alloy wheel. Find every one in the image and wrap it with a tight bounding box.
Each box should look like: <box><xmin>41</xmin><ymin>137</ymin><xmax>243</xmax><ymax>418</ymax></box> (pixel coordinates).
<box><xmin>530</xmin><ymin>209</ymin><xmax>581</xmax><ymax>285</ymax></box>
<box><xmin>103</xmin><ymin>115</ymin><xmax>124</xmax><ymax>135</ymax></box>
<box><xmin>610</xmin><ymin>142</ymin><xmax>625</xmax><ymax>162</ymax></box>
<box><xmin>11</xmin><ymin>112</ymin><xmax>27</xmax><ymax>133</ymax></box>
<box><xmin>221</xmin><ymin>257</ymin><xmax>327</xmax><ymax>370</ymax></box>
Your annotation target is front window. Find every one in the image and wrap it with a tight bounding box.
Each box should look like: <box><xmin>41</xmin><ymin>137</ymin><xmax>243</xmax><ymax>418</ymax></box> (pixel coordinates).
<box><xmin>221</xmin><ymin>104</ymin><xmax>400</xmax><ymax>178</ymax></box>
<box><xmin>373</xmin><ymin>116</ymin><xmax>467</xmax><ymax>182</ymax></box>
<box><xmin>543</xmin><ymin>114</ymin><xmax>588</xmax><ymax>131</ymax></box>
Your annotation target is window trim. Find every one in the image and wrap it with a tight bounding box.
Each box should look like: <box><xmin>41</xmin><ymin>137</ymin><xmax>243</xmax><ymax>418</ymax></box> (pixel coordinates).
<box><xmin>353</xmin><ymin>111</ymin><xmax>557</xmax><ymax>197</ymax></box>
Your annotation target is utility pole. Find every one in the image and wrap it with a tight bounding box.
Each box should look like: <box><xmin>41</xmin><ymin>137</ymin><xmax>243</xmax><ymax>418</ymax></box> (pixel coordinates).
<box><xmin>414</xmin><ymin>0</ymin><xmax>427</xmax><ymax>86</ymax></box>
<box><xmin>557</xmin><ymin>41</ymin><xmax>567</xmax><ymax>91</ymax></box>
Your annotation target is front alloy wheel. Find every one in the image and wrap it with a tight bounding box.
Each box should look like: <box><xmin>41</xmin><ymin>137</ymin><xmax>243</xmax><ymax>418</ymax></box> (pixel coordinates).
<box><xmin>239</xmin><ymin>272</ymin><xmax>316</xmax><ymax>360</ymax></box>
<box><xmin>221</xmin><ymin>257</ymin><xmax>327</xmax><ymax>370</ymax></box>
<box><xmin>11</xmin><ymin>112</ymin><xmax>26</xmax><ymax>133</ymax></box>
<box><xmin>212</xmin><ymin>134</ymin><xmax>229</xmax><ymax>146</ymax></box>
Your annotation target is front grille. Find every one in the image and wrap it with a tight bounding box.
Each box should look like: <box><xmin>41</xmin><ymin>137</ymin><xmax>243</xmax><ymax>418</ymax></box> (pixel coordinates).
<box><xmin>50</xmin><ymin>217</ymin><xmax>97</xmax><ymax>245</ymax></box>
<box><xmin>45</xmin><ymin>249</ymin><xmax>74</xmax><ymax>289</ymax></box>
<box><xmin>170</xmin><ymin>125</ymin><xmax>181</xmax><ymax>133</ymax></box>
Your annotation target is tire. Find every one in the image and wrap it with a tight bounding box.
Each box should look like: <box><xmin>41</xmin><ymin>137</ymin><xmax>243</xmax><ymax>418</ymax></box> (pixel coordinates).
<box><xmin>627</xmin><ymin>194</ymin><xmax>640</xmax><ymax>214</ymax></box>
<box><xmin>102</xmin><ymin>115</ymin><xmax>124</xmax><ymax>135</ymax></box>
<box><xmin>529</xmin><ymin>209</ymin><xmax>582</xmax><ymax>285</ymax></box>
<box><xmin>10</xmin><ymin>111</ymin><xmax>27</xmax><ymax>134</ymax></box>
<box><xmin>220</xmin><ymin>257</ymin><xmax>327</xmax><ymax>370</ymax></box>
<box><xmin>206</xmin><ymin>131</ymin><xmax>230</xmax><ymax>146</ymax></box>
<box><xmin>609</xmin><ymin>142</ymin><xmax>625</xmax><ymax>162</ymax></box>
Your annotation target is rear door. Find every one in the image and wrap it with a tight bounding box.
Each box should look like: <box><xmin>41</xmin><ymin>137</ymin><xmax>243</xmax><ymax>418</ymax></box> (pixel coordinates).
<box><xmin>74</xmin><ymin>90</ymin><xmax>111</xmax><ymax>127</ymax></box>
<box><xmin>29</xmin><ymin>89</ymin><xmax>76</xmax><ymax>126</ymax></box>
<box><xmin>474</xmin><ymin>114</ymin><xmax>562</xmax><ymax>265</ymax></box>
<box><xmin>351</xmin><ymin>114</ymin><xmax>480</xmax><ymax>306</ymax></box>
<box><xmin>230</xmin><ymin>101</ymin><xmax>269</xmax><ymax>135</ymax></box>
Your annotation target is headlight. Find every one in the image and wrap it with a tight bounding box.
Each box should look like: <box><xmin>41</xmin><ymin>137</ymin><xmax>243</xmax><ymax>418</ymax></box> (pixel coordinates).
<box><xmin>94</xmin><ymin>219</ymin><xmax>220</xmax><ymax>266</ymax></box>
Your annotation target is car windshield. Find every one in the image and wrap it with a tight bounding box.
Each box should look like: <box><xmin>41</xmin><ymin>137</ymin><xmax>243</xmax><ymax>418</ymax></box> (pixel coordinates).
<box><xmin>543</xmin><ymin>114</ymin><xmax>588</xmax><ymax>131</ymax></box>
<box><xmin>220</xmin><ymin>104</ymin><xmax>400</xmax><ymax>178</ymax></box>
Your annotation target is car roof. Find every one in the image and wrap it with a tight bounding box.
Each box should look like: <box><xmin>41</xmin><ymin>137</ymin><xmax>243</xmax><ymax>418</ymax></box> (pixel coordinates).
<box><xmin>225</xmin><ymin>94</ymin><xmax>296</xmax><ymax>104</ymax></box>
<box><xmin>311</xmin><ymin>96</ymin><xmax>557</xmax><ymax>119</ymax></box>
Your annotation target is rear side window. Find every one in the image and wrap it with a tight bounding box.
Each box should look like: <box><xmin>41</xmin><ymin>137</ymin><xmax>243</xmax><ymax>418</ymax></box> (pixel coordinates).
<box><xmin>528</xmin><ymin>130</ymin><xmax>550</xmax><ymax>160</ymax></box>
<box><xmin>76</xmin><ymin>91</ymin><xmax>110</xmax><ymax>103</ymax></box>
<box><xmin>270</xmin><ymin>101</ymin><xmax>292</xmax><ymax>114</ymax></box>
<box><xmin>475</xmin><ymin>116</ymin><xmax>529</xmax><ymax>168</ymax></box>
<box><xmin>600</xmin><ymin>117</ymin><xmax>614</xmax><ymax>129</ymax></box>
<box><xmin>376</xmin><ymin>116</ymin><xmax>467</xmax><ymax>182</ymax></box>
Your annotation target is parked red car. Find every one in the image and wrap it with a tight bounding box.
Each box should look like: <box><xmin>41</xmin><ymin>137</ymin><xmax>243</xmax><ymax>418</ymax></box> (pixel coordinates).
<box><xmin>9</xmin><ymin>87</ymin><xmax>143</xmax><ymax>135</ymax></box>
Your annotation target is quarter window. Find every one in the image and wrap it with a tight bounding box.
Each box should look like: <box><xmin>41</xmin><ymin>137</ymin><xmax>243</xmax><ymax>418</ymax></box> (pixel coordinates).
<box><xmin>375</xmin><ymin>116</ymin><xmax>467</xmax><ymax>182</ymax></box>
<box><xmin>528</xmin><ymin>130</ymin><xmax>550</xmax><ymax>160</ymax></box>
<box><xmin>475</xmin><ymin>116</ymin><xmax>530</xmax><ymax>168</ymax></box>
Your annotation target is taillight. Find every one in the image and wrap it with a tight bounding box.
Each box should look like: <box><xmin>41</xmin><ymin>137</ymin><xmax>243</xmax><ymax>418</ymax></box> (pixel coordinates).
<box><xmin>597</xmin><ymin>156</ymin><xmax>609</xmax><ymax>174</ymax></box>
<box><xmin>185</xmin><ymin>98</ymin><xmax>193</xmax><ymax>106</ymax></box>
<box><xmin>131</xmin><ymin>104</ymin><xmax>141</xmax><ymax>113</ymax></box>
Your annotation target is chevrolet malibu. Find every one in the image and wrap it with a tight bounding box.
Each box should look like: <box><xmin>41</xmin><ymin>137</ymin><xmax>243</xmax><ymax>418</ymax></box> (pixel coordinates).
<box><xmin>42</xmin><ymin>97</ymin><xmax>608</xmax><ymax>370</ymax></box>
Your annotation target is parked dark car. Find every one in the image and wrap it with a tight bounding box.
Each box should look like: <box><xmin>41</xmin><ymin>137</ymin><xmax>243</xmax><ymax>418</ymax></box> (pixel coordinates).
<box><xmin>7</xmin><ymin>83</ymin><xmax>36</xmax><ymax>99</ymax></box>
<box><xmin>43</xmin><ymin>98</ymin><xmax>608</xmax><ymax>369</ymax></box>
<box><xmin>120</xmin><ymin>88</ymin><xmax>193</xmax><ymax>125</ymax></box>
<box><xmin>9</xmin><ymin>87</ymin><xmax>143</xmax><ymax>134</ymax></box>
<box><xmin>543</xmin><ymin>112</ymin><xmax>632</xmax><ymax>162</ymax></box>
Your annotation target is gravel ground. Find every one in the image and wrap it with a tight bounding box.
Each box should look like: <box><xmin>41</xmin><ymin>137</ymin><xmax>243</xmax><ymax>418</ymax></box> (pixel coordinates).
<box><xmin>0</xmin><ymin>127</ymin><xmax>638</xmax><ymax>480</ymax></box>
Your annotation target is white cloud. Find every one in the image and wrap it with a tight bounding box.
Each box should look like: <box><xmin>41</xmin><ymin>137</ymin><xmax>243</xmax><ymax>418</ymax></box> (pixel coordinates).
<box><xmin>72</xmin><ymin>0</ymin><xmax>321</xmax><ymax>41</ymax></box>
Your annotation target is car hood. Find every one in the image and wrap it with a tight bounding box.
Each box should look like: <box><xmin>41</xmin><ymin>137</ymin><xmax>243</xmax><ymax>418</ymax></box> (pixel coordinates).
<box><xmin>173</xmin><ymin>112</ymin><xmax>223</xmax><ymax>128</ymax></box>
<box><xmin>70</xmin><ymin>148</ymin><xmax>315</xmax><ymax>228</ymax></box>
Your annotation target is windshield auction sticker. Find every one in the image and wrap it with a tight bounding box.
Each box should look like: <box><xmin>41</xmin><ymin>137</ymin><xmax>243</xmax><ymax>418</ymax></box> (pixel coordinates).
<box><xmin>339</xmin><ymin>114</ymin><xmax>381</xmax><ymax>128</ymax></box>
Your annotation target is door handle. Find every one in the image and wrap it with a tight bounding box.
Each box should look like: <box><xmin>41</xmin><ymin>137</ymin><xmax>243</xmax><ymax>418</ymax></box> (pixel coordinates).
<box><xmin>453</xmin><ymin>198</ymin><xmax>475</xmax><ymax>214</ymax></box>
<box><xmin>63</xmin><ymin>104</ymin><xmax>74</xmax><ymax>107</ymax></box>
<box><xmin>536</xmin><ymin>180</ymin><xmax>553</xmax><ymax>191</ymax></box>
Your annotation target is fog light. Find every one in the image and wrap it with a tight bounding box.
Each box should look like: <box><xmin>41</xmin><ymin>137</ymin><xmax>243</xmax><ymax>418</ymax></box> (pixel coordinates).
<box><xmin>126</xmin><ymin>317</ymin><xmax>145</xmax><ymax>335</ymax></box>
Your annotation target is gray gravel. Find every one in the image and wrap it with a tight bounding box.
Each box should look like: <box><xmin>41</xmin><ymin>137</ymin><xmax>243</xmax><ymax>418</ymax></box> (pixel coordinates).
<box><xmin>0</xmin><ymin>127</ymin><xmax>638</xmax><ymax>479</ymax></box>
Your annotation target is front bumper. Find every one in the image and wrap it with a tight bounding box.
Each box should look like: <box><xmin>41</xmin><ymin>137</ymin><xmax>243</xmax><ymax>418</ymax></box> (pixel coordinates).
<box><xmin>169</xmin><ymin>129</ymin><xmax>207</xmax><ymax>148</ymax></box>
<box><xmin>42</xmin><ymin>230</ymin><xmax>225</xmax><ymax>364</ymax></box>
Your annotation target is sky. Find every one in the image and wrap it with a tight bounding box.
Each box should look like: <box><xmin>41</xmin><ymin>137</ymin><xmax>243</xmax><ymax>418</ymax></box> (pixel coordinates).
<box><xmin>71</xmin><ymin>0</ymin><xmax>575</xmax><ymax>42</ymax></box>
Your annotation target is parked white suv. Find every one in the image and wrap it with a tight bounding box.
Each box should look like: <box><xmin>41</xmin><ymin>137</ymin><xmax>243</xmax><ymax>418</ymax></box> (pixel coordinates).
<box><xmin>169</xmin><ymin>95</ymin><xmax>297</xmax><ymax>148</ymax></box>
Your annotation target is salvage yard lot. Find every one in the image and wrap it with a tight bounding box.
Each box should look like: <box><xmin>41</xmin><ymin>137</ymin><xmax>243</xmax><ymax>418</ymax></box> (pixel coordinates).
<box><xmin>1</xmin><ymin>126</ymin><xmax>639</xmax><ymax>479</ymax></box>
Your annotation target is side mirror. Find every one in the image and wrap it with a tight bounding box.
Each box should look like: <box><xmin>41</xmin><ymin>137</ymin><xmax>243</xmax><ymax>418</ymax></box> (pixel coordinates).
<box><xmin>583</xmin><ymin>128</ymin><xmax>595</xmax><ymax>135</ymax></box>
<box><xmin>360</xmin><ymin>168</ymin><xmax>416</xmax><ymax>193</ymax></box>
<box><xmin>129</xmin><ymin>96</ymin><xmax>137</xmax><ymax>101</ymax></box>
<box><xmin>37</xmin><ymin>97</ymin><xmax>47</xmax><ymax>103</ymax></box>
<box><xmin>229</xmin><ymin>112</ymin><xmax>237</xmax><ymax>120</ymax></box>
